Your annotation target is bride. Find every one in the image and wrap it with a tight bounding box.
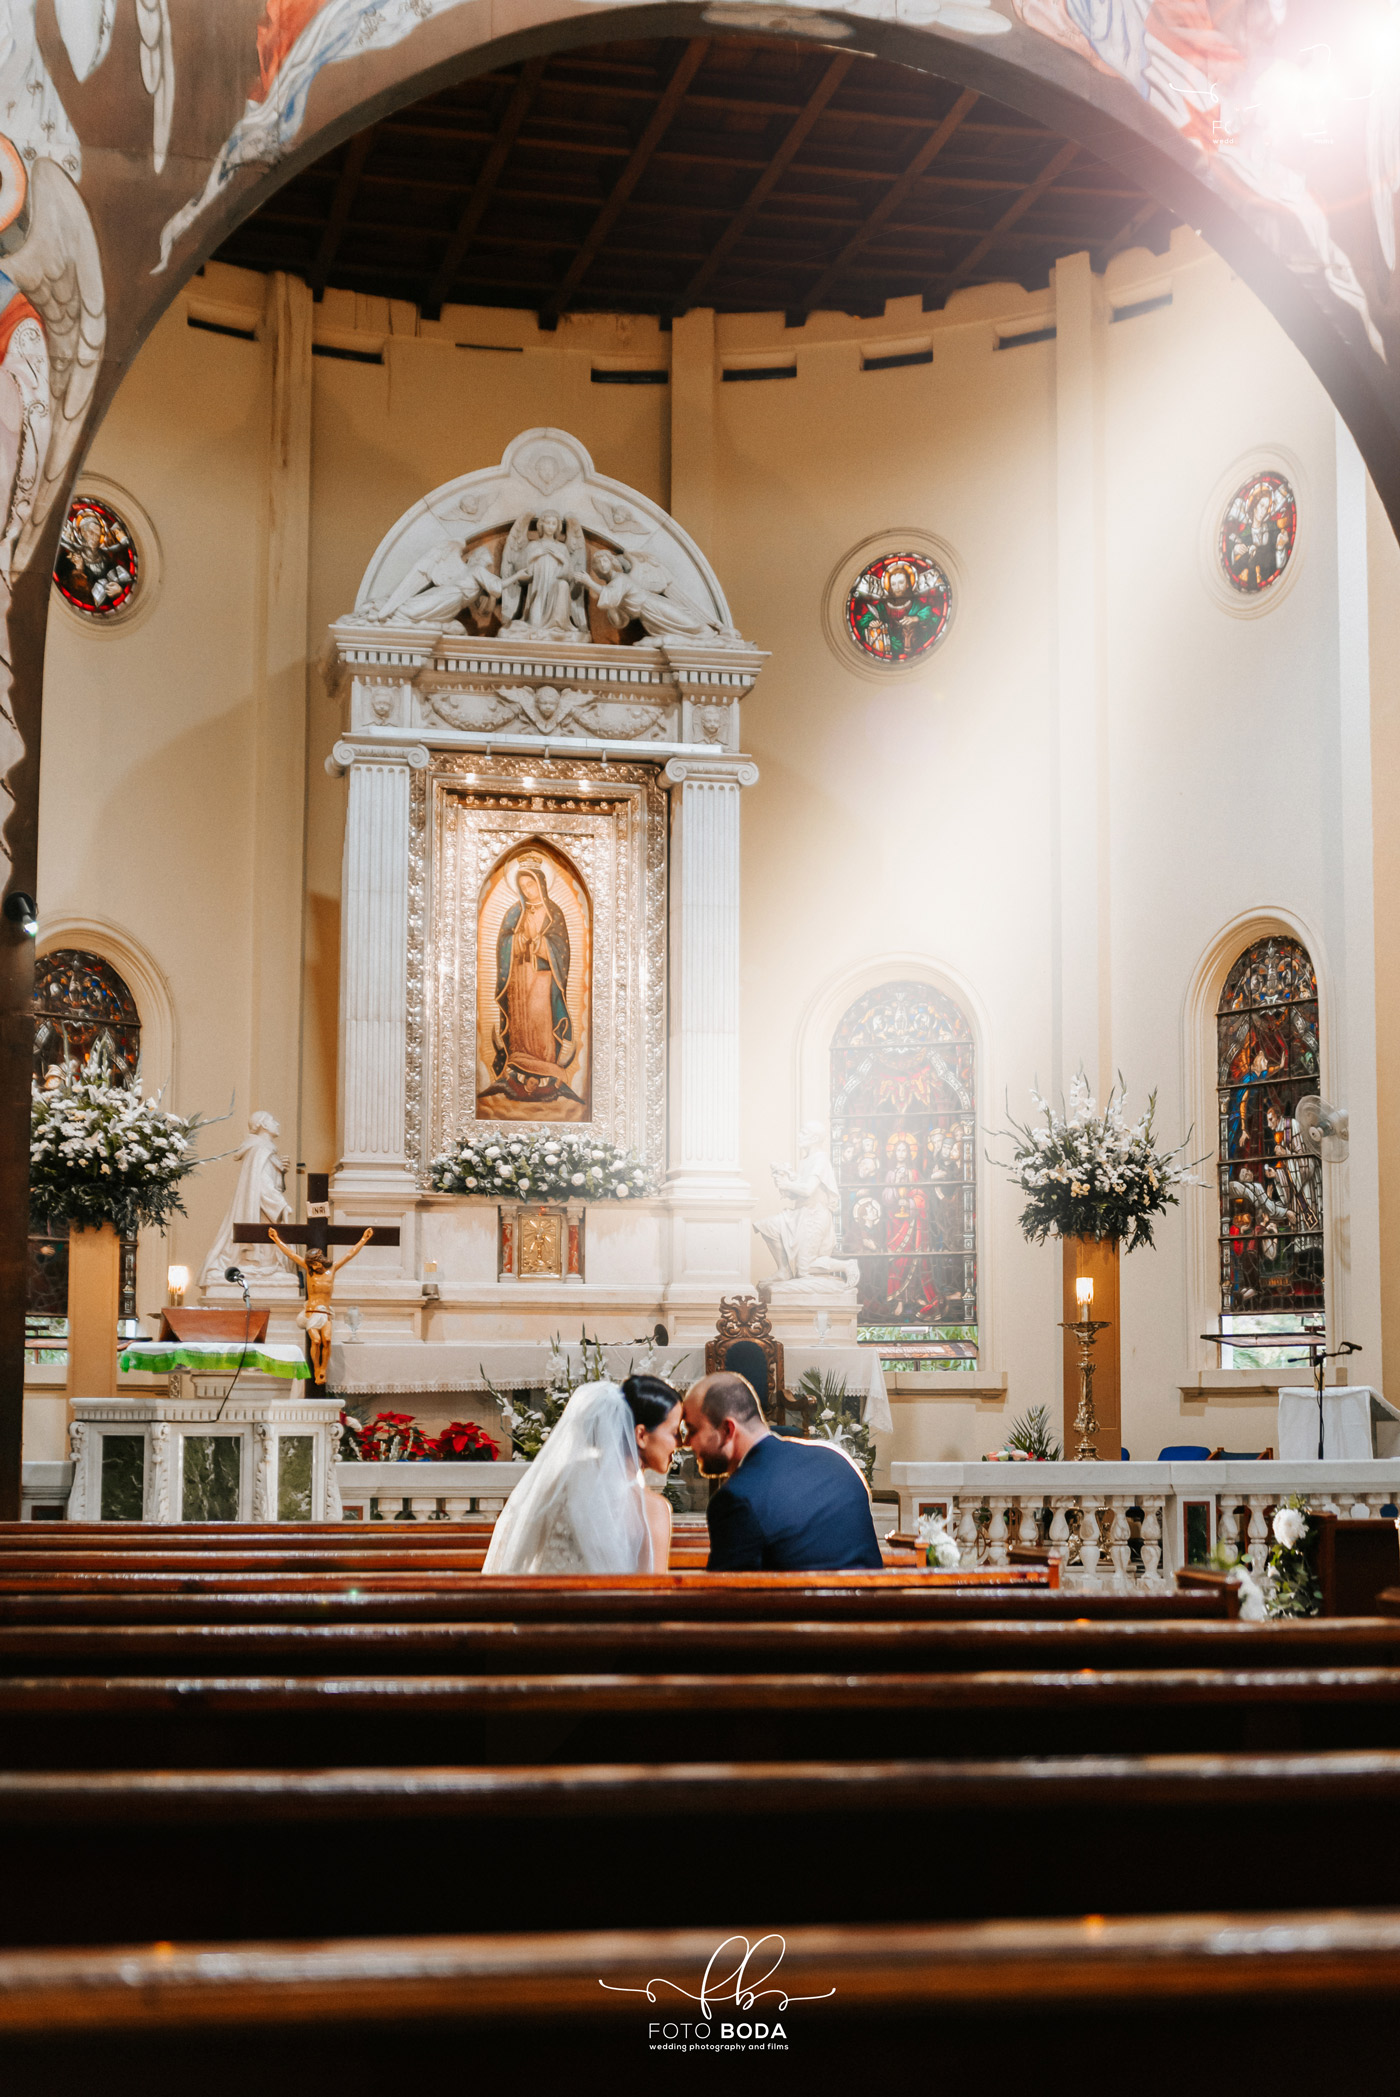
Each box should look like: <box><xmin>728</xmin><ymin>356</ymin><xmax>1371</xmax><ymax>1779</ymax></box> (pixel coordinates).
<box><xmin>482</xmin><ymin>1374</ymin><xmax>682</xmax><ymax>1574</ymax></box>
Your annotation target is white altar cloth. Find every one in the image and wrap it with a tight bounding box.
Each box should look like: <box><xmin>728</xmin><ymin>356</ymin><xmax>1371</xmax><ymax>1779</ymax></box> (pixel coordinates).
<box><xmin>330</xmin><ymin>1337</ymin><xmax>892</xmax><ymax>1429</ymax></box>
<box><xmin>1277</xmin><ymin>1386</ymin><xmax>1400</xmax><ymax>1461</ymax></box>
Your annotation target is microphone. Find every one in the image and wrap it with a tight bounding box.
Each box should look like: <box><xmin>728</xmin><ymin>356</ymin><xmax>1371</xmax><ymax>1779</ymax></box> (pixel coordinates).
<box><xmin>224</xmin><ymin>1265</ymin><xmax>245</xmax><ymax>1287</ymax></box>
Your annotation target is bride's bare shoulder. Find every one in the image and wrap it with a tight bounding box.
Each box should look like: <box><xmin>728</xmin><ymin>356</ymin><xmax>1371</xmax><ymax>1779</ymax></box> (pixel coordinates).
<box><xmin>643</xmin><ymin>1484</ymin><xmax>673</xmax><ymax>1568</ymax></box>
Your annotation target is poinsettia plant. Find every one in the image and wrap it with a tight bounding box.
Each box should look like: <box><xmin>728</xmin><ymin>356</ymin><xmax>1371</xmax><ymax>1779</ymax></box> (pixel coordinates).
<box><xmin>423</xmin><ymin>1420</ymin><xmax>499</xmax><ymax>1463</ymax></box>
<box><xmin>338</xmin><ymin>1410</ymin><xmax>425</xmax><ymax>1462</ymax></box>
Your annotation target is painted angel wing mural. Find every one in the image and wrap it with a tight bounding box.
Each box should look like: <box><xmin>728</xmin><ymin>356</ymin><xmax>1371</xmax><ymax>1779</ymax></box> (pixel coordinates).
<box><xmin>53</xmin><ymin>0</ymin><xmax>175</xmax><ymax>173</ymax></box>
<box><xmin>0</xmin><ymin>154</ymin><xmax>106</xmax><ymax>576</ymax></box>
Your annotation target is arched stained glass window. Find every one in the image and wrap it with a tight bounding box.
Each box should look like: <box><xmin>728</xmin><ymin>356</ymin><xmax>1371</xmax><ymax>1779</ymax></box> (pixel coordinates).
<box><xmin>33</xmin><ymin>950</ymin><xmax>141</xmax><ymax>1084</ymax></box>
<box><xmin>831</xmin><ymin>980</ymin><xmax>976</xmax><ymax>1362</ymax></box>
<box><xmin>1216</xmin><ymin>935</ymin><xmax>1323</xmax><ymax>1356</ymax></box>
<box><xmin>29</xmin><ymin>950</ymin><xmax>143</xmax><ymax>1331</ymax></box>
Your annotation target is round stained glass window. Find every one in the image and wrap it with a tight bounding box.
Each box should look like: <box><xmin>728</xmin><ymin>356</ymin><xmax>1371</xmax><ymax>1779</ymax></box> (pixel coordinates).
<box><xmin>845</xmin><ymin>552</ymin><xmax>951</xmax><ymax>665</ymax></box>
<box><xmin>54</xmin><ymin>496</ymin><xmax>139</xmax><ymax>619</ymax></box>
<box><xmin>1219</xmin><ymin>471</ymin><xmax>1296</xmax><ymax>597</ymax></box>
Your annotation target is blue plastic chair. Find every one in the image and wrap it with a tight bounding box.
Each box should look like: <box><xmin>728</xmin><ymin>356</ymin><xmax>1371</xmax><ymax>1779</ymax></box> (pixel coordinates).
<box><xmin>1158</xmin><ymin>1444</ymin><xmax>1211</xmax><ymax>1461</ymax></box>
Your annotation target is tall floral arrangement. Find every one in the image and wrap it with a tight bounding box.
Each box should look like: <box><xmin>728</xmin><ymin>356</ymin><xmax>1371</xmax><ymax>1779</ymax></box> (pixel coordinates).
<box><xmin>993</xmin><ymin>1073</ymin><xmax>1194</xmax><ymax>1252</ymax></box>
<box><xmin>30</xmin><ymin>1055</ymin><xmax>205</xmax><ymax>1235</ymax></box>
<box><xmin>429</xmin><ymin>1131</ymin><xmax>653</xmax><ymax>1203</ymax></box>
<box><xmin>489</xmin><ymin>1329</ymin><xmax>679</xmax><ymax>1461</ymax></box>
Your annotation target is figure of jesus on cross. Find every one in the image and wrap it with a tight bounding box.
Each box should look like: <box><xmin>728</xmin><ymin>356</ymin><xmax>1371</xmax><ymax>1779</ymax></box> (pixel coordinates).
<box><xmin>233</xmin><ymin>1173</ymin><xmax>400</xmax><ymax>1387</ymax></box>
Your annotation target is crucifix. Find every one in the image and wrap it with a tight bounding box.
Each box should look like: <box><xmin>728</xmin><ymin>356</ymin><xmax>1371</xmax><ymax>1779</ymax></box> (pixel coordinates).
<box><xmin>233</xmin><ymin>1173</ymin><xmax>400</xmax><ymax>1388</ymax></box>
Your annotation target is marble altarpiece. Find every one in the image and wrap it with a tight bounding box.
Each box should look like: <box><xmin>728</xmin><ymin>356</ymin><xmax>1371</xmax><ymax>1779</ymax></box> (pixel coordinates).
<box><xmin>274</xmin><ymin>428</ymin><xmax>782</xmax><ymax>1403</ymax></box>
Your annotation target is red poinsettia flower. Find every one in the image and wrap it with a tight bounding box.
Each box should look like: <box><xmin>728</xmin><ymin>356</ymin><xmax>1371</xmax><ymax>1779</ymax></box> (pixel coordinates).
<box><xmin>425</xmin><ymin>1419</ymin><xmax>500</xmax><ymax>1462</ymax></box>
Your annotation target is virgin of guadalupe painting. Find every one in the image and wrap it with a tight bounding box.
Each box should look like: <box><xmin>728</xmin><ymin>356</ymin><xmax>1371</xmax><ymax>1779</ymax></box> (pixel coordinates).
<box><xmin>476</xmin><ymin>845</ymin><xmax>592</xmax><ymax>1122</ymax></box>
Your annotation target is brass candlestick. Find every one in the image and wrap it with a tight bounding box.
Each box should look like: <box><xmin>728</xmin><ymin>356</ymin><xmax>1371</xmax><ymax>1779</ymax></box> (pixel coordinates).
<box><xmin>1060</xmin><ymin>1315</ymin><xmax>1111</xmax><ymax>1459</ymax></box>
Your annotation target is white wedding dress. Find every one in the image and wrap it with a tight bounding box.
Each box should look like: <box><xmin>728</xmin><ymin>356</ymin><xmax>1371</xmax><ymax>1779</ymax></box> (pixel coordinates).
<box><xmin>482</xmin><ymin>1380</ymin><xmax>654</xmax><ymax>1574</ymax></box>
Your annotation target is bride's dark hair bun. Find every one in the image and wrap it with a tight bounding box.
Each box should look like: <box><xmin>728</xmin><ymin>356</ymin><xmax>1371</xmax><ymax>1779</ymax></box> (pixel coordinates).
<box><xmin>622</xmin><ymin>1374</ymin><xmax>680</xmax><ymax>1429</ymax></box>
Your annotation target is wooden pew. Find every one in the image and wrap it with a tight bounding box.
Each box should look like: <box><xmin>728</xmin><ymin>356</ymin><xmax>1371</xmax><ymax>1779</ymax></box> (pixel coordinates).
<box><xmin>0</xmin><ymin>1751</ymin><xmax>1397</xmax><ymax>1949</ymax></box>
<box><xmin>1</xmin><ymin>1912</ymin><xmax>1399</xmax><ymax>2094</ymax></box>
<box><xmin>3</xmin><ymin>1657</ymin><xmax>1400</xmax><ymax>1770</ymax></box>
<box><xmin>0</xmin><ymin>1614</ymin><xmax>1394</xmax><ymax>1679</ymax></box>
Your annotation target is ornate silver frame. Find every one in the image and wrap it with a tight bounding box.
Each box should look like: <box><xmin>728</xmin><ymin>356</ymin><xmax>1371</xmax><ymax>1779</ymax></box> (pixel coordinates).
<box><xmin>408</xmin><ymin>752</ymin><xmax>667</xmax><ymax>1178</ymax></box>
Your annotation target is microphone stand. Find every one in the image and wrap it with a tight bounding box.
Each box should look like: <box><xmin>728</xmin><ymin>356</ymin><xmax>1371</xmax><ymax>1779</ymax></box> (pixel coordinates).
<box><xmin>1200</xmin><ymin>1328</ymin><xmax>1361</xmax><ymax>1458</ymax></box>
<box><xmin>214</xmin><ymin>1266</ymin><xmax>254</xmax><ymax>1423</ymax></box>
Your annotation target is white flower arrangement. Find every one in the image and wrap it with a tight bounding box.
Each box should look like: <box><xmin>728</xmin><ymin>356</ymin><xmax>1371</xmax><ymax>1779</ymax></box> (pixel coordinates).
<box><xmin>993</xmin><ymin>1072</ymin><xmax>1196</xmax><ymax>1252</ymax></box>
<box><xmin>1229</xmin><ymin>1563</ymin><xmax>1268</xmax><ymax>1621</ymax></box>
<box><xmin>1272</xmin><ymin>1505</ymin><xmax>1307</xmax><ymax>1549</ymax></box>
<box><xmin>917</xmin><ymin>1509</ymin><xmax>963</xmax><ymax>1570</ymax></box>
<box><xmin>491</xmin><ymin>1330</ymin><xmax>681</xmax><ymax>1462</ymax></box>
<box><xmin>428</xmin><ymin>1131</ymin><xmax>654</xmax><ymax>1204</ymax></box>
<box><xmin>30</xmin><ymin>1056</ymin><xmax>205</xmax><ymax>1235</ymax></box>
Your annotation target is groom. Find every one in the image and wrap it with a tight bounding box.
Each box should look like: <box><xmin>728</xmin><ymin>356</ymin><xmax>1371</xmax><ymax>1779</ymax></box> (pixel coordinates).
<box><xmin>682</xmin><ymin>1372</ymin><xmax>883</xmax><ymax>1572</ymax></box>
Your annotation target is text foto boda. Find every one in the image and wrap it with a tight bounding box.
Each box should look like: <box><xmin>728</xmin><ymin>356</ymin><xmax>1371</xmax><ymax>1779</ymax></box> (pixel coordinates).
<box><xmin>601</xmin><ymin>1933</ymin><xmax>832</xmax><ymax>2050</ymax></box>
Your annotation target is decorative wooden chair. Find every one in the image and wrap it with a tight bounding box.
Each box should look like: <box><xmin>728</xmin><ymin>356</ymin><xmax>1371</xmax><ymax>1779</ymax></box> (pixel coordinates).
<box><xmin>704</xmin><ymin>1296</ymin><xmax>794</xmax><ymax>1426</ymax></box>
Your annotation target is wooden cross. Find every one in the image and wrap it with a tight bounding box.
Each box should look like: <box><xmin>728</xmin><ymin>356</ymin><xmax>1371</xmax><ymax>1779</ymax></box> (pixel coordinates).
<box><xmin>234</xmin><ymin>1174</ymin><xmax>400</xmax><ymax>1389</ymax></box>
<box><xmin>232</xmin><ymin>1174</ymin><xmax>402</xmax><ymax>1262</ymax></box>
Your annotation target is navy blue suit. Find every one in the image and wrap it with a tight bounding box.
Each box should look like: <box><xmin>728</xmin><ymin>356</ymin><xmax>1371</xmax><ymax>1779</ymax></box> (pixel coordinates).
<box><xmin>706</xmin><ymin>1434</ymin><xmax>883</xmax><ymax>1572</ymax></box>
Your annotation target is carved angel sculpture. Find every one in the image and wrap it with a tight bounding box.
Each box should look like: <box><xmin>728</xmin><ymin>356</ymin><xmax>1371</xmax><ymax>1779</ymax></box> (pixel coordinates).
<box><xmin>584</xmin><ymin>548</ymin><xmax>721</xmax><ymax>641</ymax></box>
<box><xmin>499</xmin><ymin>510</ymin><xmax>589</xmax><ymax>636</ymax></box>
<box><xmin>363</xmin><ymin>537</ymin><xmax>503</xmax><ymax>629</ymax></box>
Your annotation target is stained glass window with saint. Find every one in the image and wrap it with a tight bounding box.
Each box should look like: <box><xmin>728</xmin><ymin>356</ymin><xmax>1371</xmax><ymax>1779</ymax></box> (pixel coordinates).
<box><xmin>1216</xmin><ymin>936</ymin><xmax>1323</xmax><ymax>1361</ymax></box>
<box><xmin>831</xmin><ymin>981</ymin><xmax>976</xmax><ymax>1362</ymax></box>
<box><xmin>29</xmin><ymin>950</ymin><xmax>143</xmax><ymax>1341</ymax></box>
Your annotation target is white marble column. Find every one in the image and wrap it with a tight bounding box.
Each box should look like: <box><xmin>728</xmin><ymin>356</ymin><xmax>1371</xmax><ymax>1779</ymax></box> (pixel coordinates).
<box><xmin>661</xmin><ymin>754</ymin><xmax>758</xmax><ymax>1336</ymax></box>
<box><xmin>329</xmin><ymin>739</ymin><xmax>428</xmax><ymax>1197</ymax></box>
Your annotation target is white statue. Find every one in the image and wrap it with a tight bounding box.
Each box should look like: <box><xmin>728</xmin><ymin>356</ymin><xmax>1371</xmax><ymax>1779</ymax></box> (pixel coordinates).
<box><xmin>363</xmin><ymin>538</ymin><xmax>502</xmax><ymax>629</ymax></box>
<box><xmin>583</xmin><ymin>548</ymin><xmax>722</xmax><ymax>641</ymax></box>
<box><xmin>499</xmin><ymin>510</ymin><xmax>589</xmax><ymax>636</ymax></box>
<box><xmin>754</xmin><ymin>1123</ymin><xmax>860</xmax><ymax>1289</ymax></box>
<box><xmin>200</xmin><ymin>1110</ymin><xmax>293</xmax><ymax>1287</ymax></box>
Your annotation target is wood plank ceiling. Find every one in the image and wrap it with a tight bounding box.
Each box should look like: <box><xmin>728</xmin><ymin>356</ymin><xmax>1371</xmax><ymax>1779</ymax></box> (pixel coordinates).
<box><xmin>213</xmin><ymin>35</ymin><xmax>1176</xmax><ymax>324</ymax></box>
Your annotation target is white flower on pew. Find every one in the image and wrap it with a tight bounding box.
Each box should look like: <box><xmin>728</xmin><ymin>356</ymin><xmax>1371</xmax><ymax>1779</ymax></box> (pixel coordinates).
<box><xmin>1272</xmin><ymin>1506</ymin><xmax>1307</xmax><ymax>1549</ymax></box>
<box><xmin>916</xmin><ymin>1510</ymin><xmax>963</xmax><ymax>1570</ymax></box>
<box><xmin>1229</xmin><ymin>1565</ymin><xmax>1267</xmax><ymax>1621</ymax></box>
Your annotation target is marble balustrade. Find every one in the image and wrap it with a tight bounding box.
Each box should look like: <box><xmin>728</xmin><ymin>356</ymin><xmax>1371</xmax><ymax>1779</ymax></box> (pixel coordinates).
<box><xmin>892</xmin><ymin>1460</ymin><xmax>1400</xmax><ymax>1588</ymax></box>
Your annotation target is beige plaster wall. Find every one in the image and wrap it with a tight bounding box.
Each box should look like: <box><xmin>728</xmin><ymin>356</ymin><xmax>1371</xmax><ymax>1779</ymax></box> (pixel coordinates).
<box><xmin>29</xmin><ymin>236</ymin><xmax>1400</xmax><ymax>1474</ymax></box>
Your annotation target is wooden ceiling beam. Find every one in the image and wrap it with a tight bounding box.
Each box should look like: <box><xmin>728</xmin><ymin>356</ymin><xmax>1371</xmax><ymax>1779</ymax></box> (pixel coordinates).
<box><xmin>309</xmin><ymin>126</ymin><xmax>378</xmax><ymax>302</ymax></box>
<box><xmin>800</xmin><ymin>86</ymin><xmax>978</xmax><ymax>314</ymax></box>
<box><xmin>1093</xmin><ymin>194</ymin><xmax>1170</xmax><ymax>270</ymax></box>
<box><xmin>680</xmin><ymin>52</ymin><xmax>855</xmax><ymax>309</ymax></box>
<box><xmin>931</xmin><ymin>139</ymin><xmax>1080</xmax><ymax>305</ymax></box>
<box><xmin>539</xmin><ymin>38</ymin><xmax>710</xmax><ymax>325</ymax></box>
<box><xmin>420</xmin><ymin>59</ymin><xmax>546</xmax><ymax>321</ymax></box>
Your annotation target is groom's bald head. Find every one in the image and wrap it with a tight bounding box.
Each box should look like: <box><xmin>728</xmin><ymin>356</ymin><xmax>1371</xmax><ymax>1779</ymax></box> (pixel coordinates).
<box><xmin>690</xmin><ymin>1372</ymin><xmax>763</xmax><ymax>1428</ymax></box>
<box><xmin>682</xmin><ymin>1372</ymin><xmax>768</xmax><ymax>1477</ymax></box>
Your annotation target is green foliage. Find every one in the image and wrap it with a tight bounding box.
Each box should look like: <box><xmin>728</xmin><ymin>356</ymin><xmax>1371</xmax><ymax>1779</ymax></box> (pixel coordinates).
<box><xmin>1265</xmin><ymin>1496</ymin><xmax>1323</xmax><ymax>1618</ymax></box>
<box><xmin>797</xmin><ymin>1367</ymin><xmax>875</xmax><ymax>1485</ymax></box>
<box><xmin>1006</xmin><ymin>1405</ymin><xmax>1062</xmax><ymax>1461</ymax></box>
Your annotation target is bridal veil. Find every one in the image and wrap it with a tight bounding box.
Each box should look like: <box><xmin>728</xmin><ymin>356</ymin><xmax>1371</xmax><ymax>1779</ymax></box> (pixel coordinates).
<box><xmin>481</xmin><ymin>1379</ymin><xmax>653</xmax><ymax>1574</ymax></box>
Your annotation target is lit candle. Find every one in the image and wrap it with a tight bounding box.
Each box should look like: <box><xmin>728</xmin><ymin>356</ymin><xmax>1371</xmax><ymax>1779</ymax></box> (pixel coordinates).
<box><xmin>167</xmin><ymin>1265</ymin><xmax>189</xmax><ymax>1306</ymax></box>
<box><xmin>1075</xmin><ymin>1276</ymin><xmax>1094</xmax><ymax>1310</ymax></box>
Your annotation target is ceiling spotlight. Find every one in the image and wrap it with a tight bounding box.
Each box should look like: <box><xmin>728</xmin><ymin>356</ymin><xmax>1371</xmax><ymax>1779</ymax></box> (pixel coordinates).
<box><xmin>3</xmin><ymin>891</ymin><xmax>36</xmax><ymax>937</ymax></box>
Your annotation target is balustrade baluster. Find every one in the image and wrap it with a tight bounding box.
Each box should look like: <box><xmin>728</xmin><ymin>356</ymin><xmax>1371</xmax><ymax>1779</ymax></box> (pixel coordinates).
<box><xmin>954</xmin><ymin>1496</ymin><xmax>979</xmax><ymax>1568</ymax></box>
<box><xmin>1139</xmin><ymin>1495</ymin><xmax>1164</xmax><ymax>1585</ymax></box>
<box><xmin>1108</xmin><ymin>1496</ymin><xmax>1133</xmax><ymax>1583</ymax></box>
<box><xmin>1217</xmin><ymin>1497</ymin><xmax>1240</xmax><ymax>1566</ymax></box>
<box><xmin>1048</xmin><ymin>1496</ymin><xmax>1073</xmax><ymax>1572</ymax></box>
<box><xmin>1018</xmin><ymin>1498</ymin><xmax>1040</xmax><ymax>1551</ymax></box>
<box><xmin>408</xmin><ymin>1495</ymin><xmax>440</xmax><ymax>1522</ymax></box>
<box><xmin>986</xmin><ymin>1495</ymin><xmax>1010</xmax><ymax>1567</ymax></box>
<box><xmin>1077</xmin><ymin>1496</ymin><xmax>1102</xmax><ymax>1587</ymax></box>
<box><xmin>1246</xmin><ymin>1495</ymin><xmax>1270</xmax><ymax>1576</ymax></box>
<box><xmin>442</xmin><ymin>1496</ymin><xmax>471</xmax><ymax>1521</ymax></box>
<box><xmin>375</xmin><ymin>1495</ymin><xmax>406</xmax><ymax>1522</ymax></box>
